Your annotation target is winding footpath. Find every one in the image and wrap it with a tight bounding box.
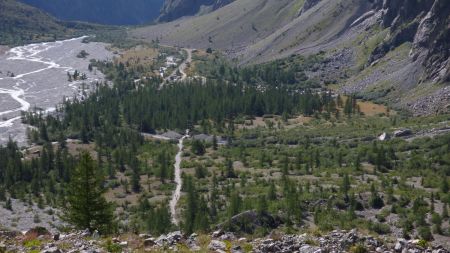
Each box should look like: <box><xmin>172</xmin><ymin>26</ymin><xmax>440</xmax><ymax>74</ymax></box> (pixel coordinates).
<box><xmin>159</xmin><ymin>48</ymin><xmax>193</xmax><ymax>89</ymax></box>
<box><xmin>169</xmin><ymin>130</ymin><xmax>189</xmax><ymax>226</ymax></box>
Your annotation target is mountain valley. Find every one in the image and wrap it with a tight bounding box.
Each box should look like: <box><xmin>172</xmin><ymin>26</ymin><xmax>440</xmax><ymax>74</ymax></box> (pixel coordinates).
<box><xmin>0</xmin><ymin>0</ymin><xmax>449</xmax><ymax>252</ymax></box>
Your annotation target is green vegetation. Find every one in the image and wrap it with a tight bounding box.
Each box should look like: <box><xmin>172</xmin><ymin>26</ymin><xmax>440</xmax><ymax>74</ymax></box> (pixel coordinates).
<box><xmin>64</xmin><ymin>152</ymin><xmax>114</xmax><ymax>233</ymax></box>
<box><xmin>0</xmin><ymin>38</ymin><xmax>448</xmax><ymax>246</ymax></box>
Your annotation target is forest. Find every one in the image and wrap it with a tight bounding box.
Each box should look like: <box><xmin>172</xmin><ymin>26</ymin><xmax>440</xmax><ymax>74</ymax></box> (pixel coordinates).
<box><xmin>0</xmin><ymin>50</ymin><xmax>449</xmax><ymax>249</ymax></box>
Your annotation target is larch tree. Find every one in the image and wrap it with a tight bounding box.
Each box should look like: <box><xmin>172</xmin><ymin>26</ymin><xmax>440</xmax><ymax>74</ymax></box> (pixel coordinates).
<box><xmin>64</xmin><ymin>151</ymin><xmax>114</xmax><ymax>234</ymax></box>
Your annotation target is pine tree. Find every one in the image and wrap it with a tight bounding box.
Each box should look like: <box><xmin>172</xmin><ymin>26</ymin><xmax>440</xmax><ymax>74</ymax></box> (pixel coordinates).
<box><xmin>64</xmin><ymin>152</ymin><xmax>114</xmax><ymax>233</ymax></box>
<box><xmin>267</xmin><ymin>181</ymin><xmax>277</xmax><ymax>201</ymax></box>
<box><xmin>228</xmin><ymin>190</ymin><xmax>242</xmax><ymax>217</ymax></box>
<box><xmin>5</xmin><ymin>198</ymin><xmax>12</xmax><ymax>211</ymax></box>
<box><xmin>257</xmin><ymin>195</ymin><xmax>268</xmax><ymax>216</ymax></box>
<box><xmin>369</xmin><ymin>183</ymin><xmax>384</xmax><ymax>209</ymax></box>
<box><xmin>183</xmin><ymin>176</ymin><xmax>197</xmax><ymax>234</ymax></box>
<box><xmin>442</xmin><ymin>203</ymin><xmax>448</xmax><ymax>220</ymax></box>
<box><xmin>212</xmin><ymin>135</ymin><xmax>218</xmax><ymax>150</ymax></box>
<box><xmin>209</xmin><ymin>173</ymin><xmax>219</xmax><ymax>221</ymax></box>
<box><xmin>0</xmin><ymin>187</ymin><xmax>5</xmax><ymax>201</ymax></box>
<box><xmin>441</xmin><ymin>178</ymin><xmax>449</xmax><ymax>193</ymax></box>
<box><xmin>341</xmin><ymin>173</ymin><xmax>350</xmax><ymax>200</ymax></box>
<box><xmin>225</xmin><ymin>158</ymin><xmax>236</xmax><ymax>178</ymax></box>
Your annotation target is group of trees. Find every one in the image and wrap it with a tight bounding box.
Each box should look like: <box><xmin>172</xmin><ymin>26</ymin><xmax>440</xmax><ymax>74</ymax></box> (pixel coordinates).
<box><xmin>0</xmin><ymin>138</ymin><xmax>114</xmax><ymax>233</ymax></box>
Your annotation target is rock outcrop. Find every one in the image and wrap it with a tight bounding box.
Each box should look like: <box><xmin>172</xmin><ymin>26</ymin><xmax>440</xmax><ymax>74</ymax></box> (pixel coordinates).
<box><xmin>369</xmin><ymin>0</ymin><xmax>450</xmax><ymax>83</ymax></box>
<box><xmin>158</xmin><ymin>0</ymin><xmax>234</xmax><ymax>22</ymax></box>
<box><xmin>1</xmin><ymin>228</ymin><xmax>449</xmax><ymax>252</ymax></box>
<box><xmin>218</xmin><ymin>210</ymin><xmax>282</xmax><ymax>234</ymax></box>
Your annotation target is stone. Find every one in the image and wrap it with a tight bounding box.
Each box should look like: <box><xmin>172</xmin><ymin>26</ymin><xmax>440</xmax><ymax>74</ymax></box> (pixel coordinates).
<box><xmin>139</xmin><ymin>233</ymin><xmax>151</xmax><ymax>239</ymax></box>
<box><xmin>208</xmin><ymin>240</ymin><xmax>226</xmax><ymax>252</ymax></box>
<box><xmin>231</xmin><ymin>245</ymin><xmax>243</xmax><ymax>253</ymax></box>
<box><xmin>81</xmin><ymin>229</ymin><xmax>91</xmax><ymax>237</ymax></box>
<box><xmin>41</xmin><ymin>247</ymin><xmax>61</xmax><ymax>253</ymax></box>
<box><xmin>393</xmin><ymin>129</ymin><xmax>413</xmax><ymax>137</ymax></box>
<box><xmin>212</xmin><ymin>230</ymin><xmax>223</xmax><ymax>238</ymax></box>
<box><xmin>119</xmin><ymin>241</ymin><xmax>128</xmax><ymax>247</ymax></box>
<box><xmin>395</xmin><ymin>242</ymin><xmax>403</xmax><ymax>252</ymax></box>
<box><xmin>238</xmin><ymin>237</ymin><xmax>247</xmax><ymax>243</ymax></box>
<box><xmin>91</xmin><ymin>230</ymin><xmax>99</xmax><ymax>239</ymax></box>
<box><xmin>53</xmin><ymin>233</ymin><xmax>60</xmax><ymax>241</ymax></box>
<box><xmin>220</xmin><ymin>232</ymin><xmax>236</xmax><ymax>241</ymax></box>
<box><xmin>144</xmin><ymin>238</ymin><xmax>156</xmax><ymax>247</ymax></box>
<box><xmin>166</xmin><ymin>231</ymin><xmax>183</xmax><ymax>244</ymax></box>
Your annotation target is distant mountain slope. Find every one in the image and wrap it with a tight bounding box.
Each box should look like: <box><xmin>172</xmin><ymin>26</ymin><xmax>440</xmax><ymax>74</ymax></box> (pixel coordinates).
<box><xmin>133</xmin><ymin>0</ymin><xmax>306</xmax><ymax>51</ymax></box>
<box><xmin>159</xmin><ymin>0</ymin><xmax>234</xmax><ymax>22</ymax></box>
<box><xmin>131</xmin><ymin>0</ymin><xmax>449</xmax><ymax>115</ymax></box>
<box><xmin>19</xmin><ymin>0</ymin><xmax>164</xmax><ymax>25</ymax></box>
<box><xmin>0</xmin><ymin>0</ymin><xmax>75</xmax><ymax>45</ymax></box>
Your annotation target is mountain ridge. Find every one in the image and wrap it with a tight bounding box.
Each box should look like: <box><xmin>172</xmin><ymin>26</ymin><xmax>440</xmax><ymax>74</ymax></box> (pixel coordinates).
<box><xmin>18</xmin><ymin>0</ymin><xmax>164</xmax><ymax>25</ymax></box>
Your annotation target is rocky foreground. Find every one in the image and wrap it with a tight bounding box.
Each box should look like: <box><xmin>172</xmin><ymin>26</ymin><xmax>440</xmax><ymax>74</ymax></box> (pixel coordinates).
<box><xmin>0</xmin><ymin>227</ymin><xmax>449</xmax><ymax>253</ymax></box>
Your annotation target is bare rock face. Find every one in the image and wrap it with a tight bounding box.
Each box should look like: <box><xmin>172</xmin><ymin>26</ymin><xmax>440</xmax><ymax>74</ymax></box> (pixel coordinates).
<box><xmin>413</xmin><ymin>0</ymin><xmax>450</xmax><ymax>83</ymax></box>
<box><xmin>158</xmin><ymin>0</ymin><xmax>233</xmax><ymax>22</ymax></box>
<box><xmin>369</xmin><ymin>0</ymin><xmax>450</xmax><ymax>83</ymax></box>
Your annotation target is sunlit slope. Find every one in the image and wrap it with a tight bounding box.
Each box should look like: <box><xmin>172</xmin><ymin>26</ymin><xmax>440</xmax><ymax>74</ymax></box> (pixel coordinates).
<box><xmin>131</xmin><ymin>0</ymin><xmax>306</xmax><ymax>53</ymax></box>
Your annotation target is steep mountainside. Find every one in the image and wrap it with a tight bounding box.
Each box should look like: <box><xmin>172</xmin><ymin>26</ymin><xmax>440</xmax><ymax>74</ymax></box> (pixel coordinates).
<box><xmin>159</xmin><ymin>0</ymin><xmax>234</xmax><ymax>22</ymax></box>
<box><xmin>0</xmin><ymin>0</ymin><xmax>77</xmax><ymax>45</ymax></box>
<box><xmin>341</xmin><ymin>0</ymin><xmax>450</xmax><ymax>115</ymax></box>
<box><xmin>133</xmin><ymin>0</ymin><xmax>307</xmax><ymax>51</ymax></box>
<box><xmin>131</xmin><ymin>0</ymin><xmax>449</xmax><ymax>115</ymax></box>
<box><xmin>19</xmin><ymin>0</ymin><xmax>164</xmax><ymax>25</ymax></box>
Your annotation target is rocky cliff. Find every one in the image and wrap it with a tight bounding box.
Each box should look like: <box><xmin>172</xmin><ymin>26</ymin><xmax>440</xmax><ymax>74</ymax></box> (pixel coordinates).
<box><xmin>158</xmin><ymin>0</ymin><xmax>233</xmax><ymax>22</ymax></box>
<box><xmin>369</xmin><ymin>0</ymin><xmax>450</xmax><ymax>84</ymax></box>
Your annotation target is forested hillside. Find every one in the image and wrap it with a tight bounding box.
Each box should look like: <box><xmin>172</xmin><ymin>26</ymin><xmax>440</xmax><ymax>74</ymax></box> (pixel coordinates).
<box><xmin>19</xmin><ymin>0</ymin><xmax>164</xmax><ymax>25</ymax></box>
<box><xmin>0</xmin><ymin>0</ymin><xmax>76</xmax><ymax>45</ymax></box>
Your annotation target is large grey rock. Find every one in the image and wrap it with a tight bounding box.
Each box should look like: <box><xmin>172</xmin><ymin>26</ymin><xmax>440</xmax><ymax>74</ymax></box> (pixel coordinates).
<box><xmin>41</xmin><ymin>247</ymin><xmax>61</xmax><ymax>253</ymax></box>
<box><xmin>208</xmin><ymin>240</ymin><xmax>226</xmax><ymax>252</ymax></box>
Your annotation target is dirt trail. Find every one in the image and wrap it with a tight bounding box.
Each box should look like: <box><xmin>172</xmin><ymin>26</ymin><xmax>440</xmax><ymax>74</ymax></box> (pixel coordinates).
<box><xmin>160</xmin><ymin>48</ymin><xmax>193</xmax><ymax>88</ymax></box>
<box><xmin>169</xmin><ymin>130</ymin><xmax>189</xmax><ymax>226</ymax></box>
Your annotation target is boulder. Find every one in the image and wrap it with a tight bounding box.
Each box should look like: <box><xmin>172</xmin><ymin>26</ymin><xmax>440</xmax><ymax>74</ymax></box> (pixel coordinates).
<box><xmin>144</xmin><ymin>238</ymin><xmax>156</xmax><ymax>247</ymax></box>
<box><xmin>219</xmin><ymin>232</ymin><xmax>236</xmax><ymax>241</ymax></box>
<box><xmin>208</xmin><ymin>240</ymin><xmax>226</xmax><ymax>252</ymax></box>
<box><xmin>139</xmin><ymin>233</ymin><xmax>151</xmax><ymax>239</ymax></box>
<box><xmin>91</xmin><ymin>230</ymin><xmax>99</xmax><ymax>239</ymax></box>
<box><xmin>41</xmin><ymin>247</ymin><xmax>61</xmax><ymax>253</ymax></box>
<box><xmin>218</xmin><ymin>210</ymin><xmax>281</xmax><ymax>234</ymax></box>
<box><xmin>393</xmin><ymin>129</ymin><xmax>413</xmax><ymax>137</ymax></box>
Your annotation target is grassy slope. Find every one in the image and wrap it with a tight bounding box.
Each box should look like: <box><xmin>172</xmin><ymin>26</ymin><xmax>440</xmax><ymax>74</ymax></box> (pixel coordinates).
<box><xmin>130</xmin><ymin>0</ymin><xmax>370</xmax><ymax>62</ymax></box>
<box><xmin>239</xmin><ymin>0</ymin><xmax>370</xmax><ymax>64</ymax></box>
<box><xmin>131</xmin><ymin>0</ymin><xmax>305</xmax><ymax>51</ymax></box>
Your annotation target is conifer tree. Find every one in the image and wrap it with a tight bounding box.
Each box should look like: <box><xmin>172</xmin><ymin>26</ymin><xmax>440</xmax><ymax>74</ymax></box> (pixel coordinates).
<box><xmin>341</xmin><ymin>173</ymin><xmax>350</xmax><ymax>200</ymax></box>
<box><xmin>183</xmin><ymin>176</ymin><xmax>197</xmax><ymax>234</ymax></box>
<box><xmin>64</xmin><ymin>152</ymin><xmax>114</xmax><ymax>233</ymax></box>
<box><xmin>267</xmin><ymin>181</ymin><xmax>277</xmax><ymax>201</ymax></box>
<box><xmin>212</xmin><ymin>135</ymin><xmax>218</xmax><ymax>150</ymax></box>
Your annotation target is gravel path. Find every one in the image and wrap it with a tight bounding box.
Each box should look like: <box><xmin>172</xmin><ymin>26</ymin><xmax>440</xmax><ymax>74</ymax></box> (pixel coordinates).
<box><xmin>169</xmin><ymin>130</ymin><xmax>189</xmax><ymax>226</ymax></box>
<box><xmin>160</xmin><ymin>48</ymin><xmax>193</xmax><ymax>88</ymax></box>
